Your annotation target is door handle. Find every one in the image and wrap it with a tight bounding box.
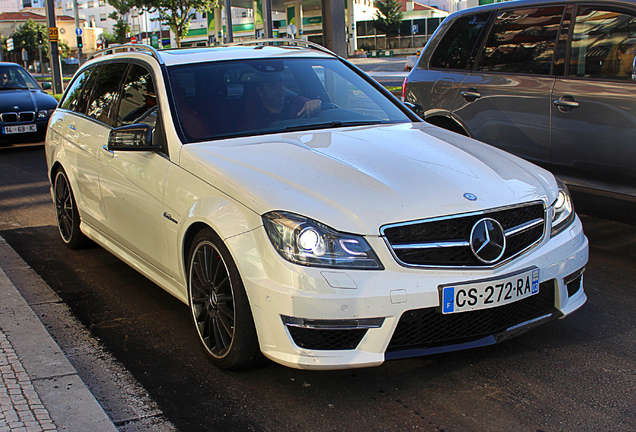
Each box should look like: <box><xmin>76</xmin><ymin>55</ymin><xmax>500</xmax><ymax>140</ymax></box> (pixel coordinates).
<box><xmin>461</xmin><ymin>88</ymin><xmax>481</xmax><ymax>102</ymax></box>
<box><xmin>553</xmin><ymin>97</ymin><xmax>580</xmax><ymax>112</ymax></box>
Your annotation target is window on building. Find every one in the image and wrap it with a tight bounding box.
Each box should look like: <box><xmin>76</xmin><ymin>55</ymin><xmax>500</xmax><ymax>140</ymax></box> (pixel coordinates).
<box><xmin>77</xmin><ymin>1</ymin><xmax>83</xmax><ymax>8</ymax></box>
<box><xmin>99</xmin><ymin>0</ymin><xmax>105</xmax><ymax>5</ymax></box>
<box><xmin>66</xmin><ymin>2</ymin><xmax>72</xmax><ymax>10</ymax></box>
<box><xmin>89</xmin><ymin>15</ymin><xmax>95</xmax><ymax>26</ymax></box>
<box><xmin>100</xmin><ymin>13</ymin><xmax>107</xmax><ymax>21</ymax></box>
<box><xmin>88</xmin><ymin>0</ymin><xmax>93</xmax><ymax>7</ymax></box>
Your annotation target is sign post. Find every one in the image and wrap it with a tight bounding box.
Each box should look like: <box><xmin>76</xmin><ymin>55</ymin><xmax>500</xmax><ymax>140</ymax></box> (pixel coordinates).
<box><xmin>45</xmin><ymin>0</ymin><xmax>63</xmax><ymax>94</ymax></box>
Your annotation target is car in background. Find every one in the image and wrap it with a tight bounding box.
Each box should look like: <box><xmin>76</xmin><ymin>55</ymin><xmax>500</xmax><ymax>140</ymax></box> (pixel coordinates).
<box><xmin>45</xmin><ymin>41</ymin><xmax>587</xmax><ymax>370</ymax></box>
<box><xmin>404</xmin><ymin>0</ymin><xmax>636</xmax><ymax>223</ymax></box>
<box><xmin>0</xmin><ymin>62</ymin><xmax>57</xmax><ymax>146</ymax></box>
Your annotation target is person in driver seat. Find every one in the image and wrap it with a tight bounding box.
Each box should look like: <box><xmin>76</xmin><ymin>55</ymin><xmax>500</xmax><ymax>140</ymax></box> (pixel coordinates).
<box><xmin>239</xmin><ymin>71</ymin><xmax>321</xmax><ymax>131</ymax></box>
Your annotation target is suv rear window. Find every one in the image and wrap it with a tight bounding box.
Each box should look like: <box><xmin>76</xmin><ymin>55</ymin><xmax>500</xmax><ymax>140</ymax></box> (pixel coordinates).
<box><xmin>430</xmin><ymin>13</ymin><xmax>491</xmax><ymax>70</ymax></box>
<box><xmin>478</xmin><ymin>6</ymin><xmax>564</xmax><ymax>75</ymax></box>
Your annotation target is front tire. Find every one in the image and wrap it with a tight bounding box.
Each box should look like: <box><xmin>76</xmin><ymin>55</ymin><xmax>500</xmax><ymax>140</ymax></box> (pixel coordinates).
<box><xmin>54</xmin><ymin>169</ymin><xmax>88</xmax><ymax>249</ymax></box>
<box><xmin>187</xmin><ymin>228</ymin><xmax>262</xmax><ymax>369</ymax></box>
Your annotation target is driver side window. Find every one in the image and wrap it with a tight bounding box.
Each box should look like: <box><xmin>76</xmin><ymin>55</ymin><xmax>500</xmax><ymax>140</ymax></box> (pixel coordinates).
<box><xmin>115</xmin><ymin>64</ymin><xmax>164</xmax><ymax>148</ymax></box>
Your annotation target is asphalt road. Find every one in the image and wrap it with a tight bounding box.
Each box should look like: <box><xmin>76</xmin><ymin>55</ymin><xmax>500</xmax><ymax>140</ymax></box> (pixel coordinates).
<box><xmin>1</xmin><ymin>144</ymin><xmax>634</xmax><ymax>432</ymax></box>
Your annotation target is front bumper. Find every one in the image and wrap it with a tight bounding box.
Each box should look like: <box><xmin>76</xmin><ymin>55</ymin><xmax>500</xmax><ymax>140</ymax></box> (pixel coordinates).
<box><xmin>227</xmin><ymin>215</ymin><xmax>588</xmax><ymax>370</ymax></box>
<box><xmin>0</xmin><ymin>120</ymin><xmax>49</xmax><ymax>145</ymax></box>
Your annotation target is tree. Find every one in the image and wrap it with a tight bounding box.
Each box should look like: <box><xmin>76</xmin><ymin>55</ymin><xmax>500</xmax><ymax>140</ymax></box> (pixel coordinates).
<box><xmin>107</xmin><ymin>0</ymin><xmax>133</xmax><ymax>44</ymax></box>
<box><xmin>5</xmin><ymin>19</ymin><xmax>69</xmax><ymax>69</ymax></box>
<box><xmin>137</xmin><ymin>0</ymin><xmax>217</xmax><ymax>47</ymax></box>
<box><xmin>373</xmin><ymin>0</ymin><xmax>403</xmax><ymax>38</ymax></box>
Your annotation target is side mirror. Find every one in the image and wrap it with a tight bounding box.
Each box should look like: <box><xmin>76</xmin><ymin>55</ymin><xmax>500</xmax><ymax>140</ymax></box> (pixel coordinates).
<box><xmin>41</xmin><ymin>82</ymin><xmax>52</xmax><ymax>90</ymax></box>
<box><xmin>108</xmin><ymin>124</ymin><xmax>159</xmax><ymax>151</ymax></box>
<box><xmin>404</xmin><ymin>101</ymin><xmax>424</xmax><ymax>117</ymax></box>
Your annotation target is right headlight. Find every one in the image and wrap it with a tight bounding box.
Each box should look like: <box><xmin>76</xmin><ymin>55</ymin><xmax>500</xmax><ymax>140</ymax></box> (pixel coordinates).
<box><xmin>262</xmin><ymin>211</ymin><xmax>383</xmax><ymax>270</ymax></box>
<box><xmin>551</xmin><ymin>178</ymin><xmax>575</xmax><ymax>237</ymax></box>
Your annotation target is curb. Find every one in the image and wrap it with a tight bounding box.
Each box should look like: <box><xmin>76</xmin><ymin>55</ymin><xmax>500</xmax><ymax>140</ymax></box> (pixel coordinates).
<box><xmin>0</xmin><ymin>236</ymin><xmax>117</xmax><ymax>431</ymax></box>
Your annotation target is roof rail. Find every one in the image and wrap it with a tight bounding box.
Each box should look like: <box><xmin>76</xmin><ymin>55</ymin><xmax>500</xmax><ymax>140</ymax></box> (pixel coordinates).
<box><xmin>224</xmin><ymin>38</ymin><xmax>337</xmax><ymax>57</ymax></box>
<box><xmin>88</xmin><ymin>43</ymin><xmax>163</xmax><ymax>64</ymax></box>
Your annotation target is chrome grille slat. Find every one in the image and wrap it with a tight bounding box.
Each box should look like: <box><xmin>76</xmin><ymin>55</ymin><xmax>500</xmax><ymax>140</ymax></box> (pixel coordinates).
<box><xmin>1</xmin><ymin>111</ymin><xmax>35</xmax><ymax>124</ymax></box>
<box><xmin>382</xmin><ymin>202</ymin><xmax>546</xmax><ymax>268</ymax></box>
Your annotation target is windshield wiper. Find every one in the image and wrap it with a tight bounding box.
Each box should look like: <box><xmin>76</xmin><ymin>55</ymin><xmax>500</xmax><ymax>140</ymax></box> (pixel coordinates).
<box><xmin>283</xmin><ymin>120</ymin><xmax>382</xmax><ymax>132</ymax></box>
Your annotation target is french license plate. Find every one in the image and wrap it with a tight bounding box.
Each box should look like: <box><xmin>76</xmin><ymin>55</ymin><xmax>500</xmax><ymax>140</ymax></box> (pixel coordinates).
<box><xmin>441</xmin><ymin>268</ymin><xmax>539</xmax><ymax>314</ymax></box>
<box><xmin>2</xmin><ymin>124</ymin><xmax>37</xmax><ymax>134</ymax></box>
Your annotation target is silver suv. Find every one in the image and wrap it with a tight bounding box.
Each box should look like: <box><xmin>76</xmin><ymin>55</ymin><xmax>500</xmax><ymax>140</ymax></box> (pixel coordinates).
<box><xmin>404</xmin><ymin>0</ymin><xmax>636</xmax><ymax>223</ymax></box>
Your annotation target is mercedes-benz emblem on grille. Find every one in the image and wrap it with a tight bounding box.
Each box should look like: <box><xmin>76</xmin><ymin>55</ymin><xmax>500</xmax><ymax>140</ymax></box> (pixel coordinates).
<box><xmin>470</xmin><ymin>218</ymin><xmax>506</xmax><ymax>264</ymax></box>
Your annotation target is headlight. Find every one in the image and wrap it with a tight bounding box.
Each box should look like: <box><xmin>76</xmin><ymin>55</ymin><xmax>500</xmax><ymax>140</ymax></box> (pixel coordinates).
<box><xmin>551</xmin><ymin>178</ymin><xmax>575</xmax><ymax>237</ymax></box>
<box><xmin>262</xmin><ymin>211</ymin><xmax>383</xmax><ymax>269</ymax></box>
<box><xmin>37</xmin><ymin>109</ymin><xmax>55</xmax><ymax>119</ymax></box>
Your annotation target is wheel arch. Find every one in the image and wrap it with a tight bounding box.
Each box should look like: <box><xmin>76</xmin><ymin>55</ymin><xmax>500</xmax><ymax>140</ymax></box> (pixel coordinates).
<box><xmin>425</xmin><ymin>115</ymin><xmax>470</xmax><ymax>137</ymax></box>
<box><xmin>182</xmin><ymin>221</ymin><xmax>212</xmax><ymax>282</ymax></box>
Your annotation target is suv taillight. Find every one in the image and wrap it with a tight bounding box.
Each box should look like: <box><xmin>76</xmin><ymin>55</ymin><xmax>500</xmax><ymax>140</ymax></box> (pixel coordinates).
<box><xmin>401</xmin><ymin>77</ymin><xmax>407</xmax><ymax>102</ymax></box>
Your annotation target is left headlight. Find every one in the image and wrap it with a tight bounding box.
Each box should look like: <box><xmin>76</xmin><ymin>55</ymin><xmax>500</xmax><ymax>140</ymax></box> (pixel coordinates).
<box><xmin>551</xmin><ymin>177</ymin><xmax>575</xmax><ymax>237</ymax></box>
<box><xmin>37</xmin><ymin>109</ymin><xmax>55</xmax><ymax>119</ymax></box>
<box><xmin>262</xmin><ymin>211</ymin><xmax>383</xmax><ymax>270</ymax></box>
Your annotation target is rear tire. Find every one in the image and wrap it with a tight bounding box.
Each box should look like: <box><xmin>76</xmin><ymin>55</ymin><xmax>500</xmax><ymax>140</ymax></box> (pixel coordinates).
<box><xmin>187</xmin><ymin>228</ymin><xmax>262</xmax><ymax>370</ymax></box>
<box><xmin>54</xmin><ymin>169</ymin><xmax>89</xmax><ymax>249</ymax></box>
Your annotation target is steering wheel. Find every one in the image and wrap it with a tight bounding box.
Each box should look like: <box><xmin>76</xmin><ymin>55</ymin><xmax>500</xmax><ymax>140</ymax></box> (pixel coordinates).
<box><xmin>321</xmin><ymin>102</ymin><xmax>340</xmax><ymax>111</ymax></box>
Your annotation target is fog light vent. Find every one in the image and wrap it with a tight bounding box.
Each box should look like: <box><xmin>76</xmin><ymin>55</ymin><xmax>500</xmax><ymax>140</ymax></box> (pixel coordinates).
<box><xmin>281</xmin><ymin>316</ymin><xmax>384</xmax><ymax>351</ymax></box>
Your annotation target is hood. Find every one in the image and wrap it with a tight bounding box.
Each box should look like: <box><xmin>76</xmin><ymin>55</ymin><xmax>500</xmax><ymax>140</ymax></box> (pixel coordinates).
<box><xmin>0</xmin><ymin>89</ymin><xmax>58</xmax><ymax>113</ymax></box>
<box><xmin>180</xmin><ymin>123</ymin><xmax>557</xmax><ymax>235</ymax></box>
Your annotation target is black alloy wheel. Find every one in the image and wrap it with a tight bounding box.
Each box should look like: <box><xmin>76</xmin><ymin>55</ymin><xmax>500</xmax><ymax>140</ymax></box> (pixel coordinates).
<box><xmin>54</xmin><ymin>169</ymin><xmax>88</xmax><ymax>249</ymax></box>
<box><xmin>188</xmin><ymin>229</ymin><xmax>262</xmax><ymax>369</ymax></box>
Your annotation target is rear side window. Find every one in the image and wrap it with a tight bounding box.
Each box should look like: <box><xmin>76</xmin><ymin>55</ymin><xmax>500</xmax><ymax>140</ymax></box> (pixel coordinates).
<box><xmin>478</xmin><ymin>6</ymin><xmax>564</xmax><ymax>75</ymax></box>
<box><xmin>85</xmin><ymin>63</ymin><xmax>127</xmax><ymax>126</ymax></box>
<box><xmin>430</xmin><ymin>13</ymin><xmax>491</xmax><ymax>70</ymax></box>
<box><xmin>59</xmin><ymin>67</ymin><xmax>97</xmax><ymax>112</ymax></box>
<box><xmin>569</xmin><ymin>7</ymin><xmax>636</xmax><ymax>80</ymax></box>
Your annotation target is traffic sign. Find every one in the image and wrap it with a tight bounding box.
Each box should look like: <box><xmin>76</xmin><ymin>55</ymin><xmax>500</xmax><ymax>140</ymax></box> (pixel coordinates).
<box><xmin>75</xmin><ymin>27</ymin><xmax>83</xmax><ymax>36</ymax></box>
<box><xmin>131</xmin><ymin>36</ymin><xmax>137</xmax><ymax>43</ymax></box>
<box><xmin>49</xmin><ymin>27</ymin><xmax>59</xmax><ymax>42</ymax></box>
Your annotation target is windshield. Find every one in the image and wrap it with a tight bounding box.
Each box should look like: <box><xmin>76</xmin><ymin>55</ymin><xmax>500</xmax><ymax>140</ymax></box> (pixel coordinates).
<box><xmin>168</xmin><ymin>58</ymin><xmax>413</xmax><ymax>142</ymax></box>
<box><xmin>0</xmin><ymin>65</ymin><xmax>40</xmax><ymax>90</ymax></box>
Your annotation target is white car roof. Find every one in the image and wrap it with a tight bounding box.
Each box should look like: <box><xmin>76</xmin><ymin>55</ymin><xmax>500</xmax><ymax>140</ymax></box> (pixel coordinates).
<box><xmin>88</xmin><ymin>44</ymin><xmax>337</xmax><ymax>68</ymax></box>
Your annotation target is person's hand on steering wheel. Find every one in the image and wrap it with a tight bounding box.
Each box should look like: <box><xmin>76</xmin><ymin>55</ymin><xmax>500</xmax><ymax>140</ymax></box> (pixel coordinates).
<box><xmin>297</xmin><ymin>99</ymin><xmax>322</xmax><ymax>118</ymax></box>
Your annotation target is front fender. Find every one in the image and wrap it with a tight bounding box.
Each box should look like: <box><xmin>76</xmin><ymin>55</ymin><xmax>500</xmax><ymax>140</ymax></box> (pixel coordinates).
<box><xmin>162</xmin><ymin>163</ymin><xmax>262</xmax><ymax>287</ymax></box>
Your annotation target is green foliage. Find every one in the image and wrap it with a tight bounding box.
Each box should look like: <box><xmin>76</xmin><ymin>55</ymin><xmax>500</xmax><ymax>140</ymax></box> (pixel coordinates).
<box><xmin>373</xmin><ymin>0</ymin><xmax>403</xmax><ymax>37</ymax></box>
<box><xmin>139</xmin><ymin>0</ymin><xmax>217</xmax><ymax>47</ymax></box>
<box><xmin>7</xmin><ymin>20</ymin><xmax>49</xmax><ymax>63</ymax></box>
<box><xmin>2</xmin><ymin>19</ymin><xmax>71</xmax><ymax>66</ymax></box>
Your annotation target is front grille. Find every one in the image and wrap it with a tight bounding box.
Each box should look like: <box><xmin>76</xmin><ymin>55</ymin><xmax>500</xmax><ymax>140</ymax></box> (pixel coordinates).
<box><xmin>0</xmin><ymin>112</ymin><xmax>35</xmax><ymax>123</ymax></box>
<box><xmin>1</xmin><ymin>113</ymin><xmax>18</xmax><ymax>123</ymax></box>
<box><xmin>382</xmin><ymin>202</ymin><xmax>545</xmax><ymax>267</ymax></box>
<box><xmin>386</xmin><ymin>280</ymin><xmax>556</xmax><ymax>353</ymax></box>
<box><xmin>287</xmin><ymin>327</ymin><xmax>368</xmax><ymax>350</ymax></box>
<box><xmin>19</xmin><ymin>112</ymin><xmax>35</xmax><ymax>122</ymax></box>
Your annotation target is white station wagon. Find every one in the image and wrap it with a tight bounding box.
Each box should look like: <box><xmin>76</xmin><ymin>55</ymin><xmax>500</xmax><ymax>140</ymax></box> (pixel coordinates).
<box><xmin>45</xmin><ymin>41</ymin><xmax>588</xmax><ymax>370</ymax></box>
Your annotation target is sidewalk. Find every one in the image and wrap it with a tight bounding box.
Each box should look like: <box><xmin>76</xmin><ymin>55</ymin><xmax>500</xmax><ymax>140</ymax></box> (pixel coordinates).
<box><xmin>0</xmin><ymin>237</ymin><xmax>117</xmax><ymax>432</ymax></box>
